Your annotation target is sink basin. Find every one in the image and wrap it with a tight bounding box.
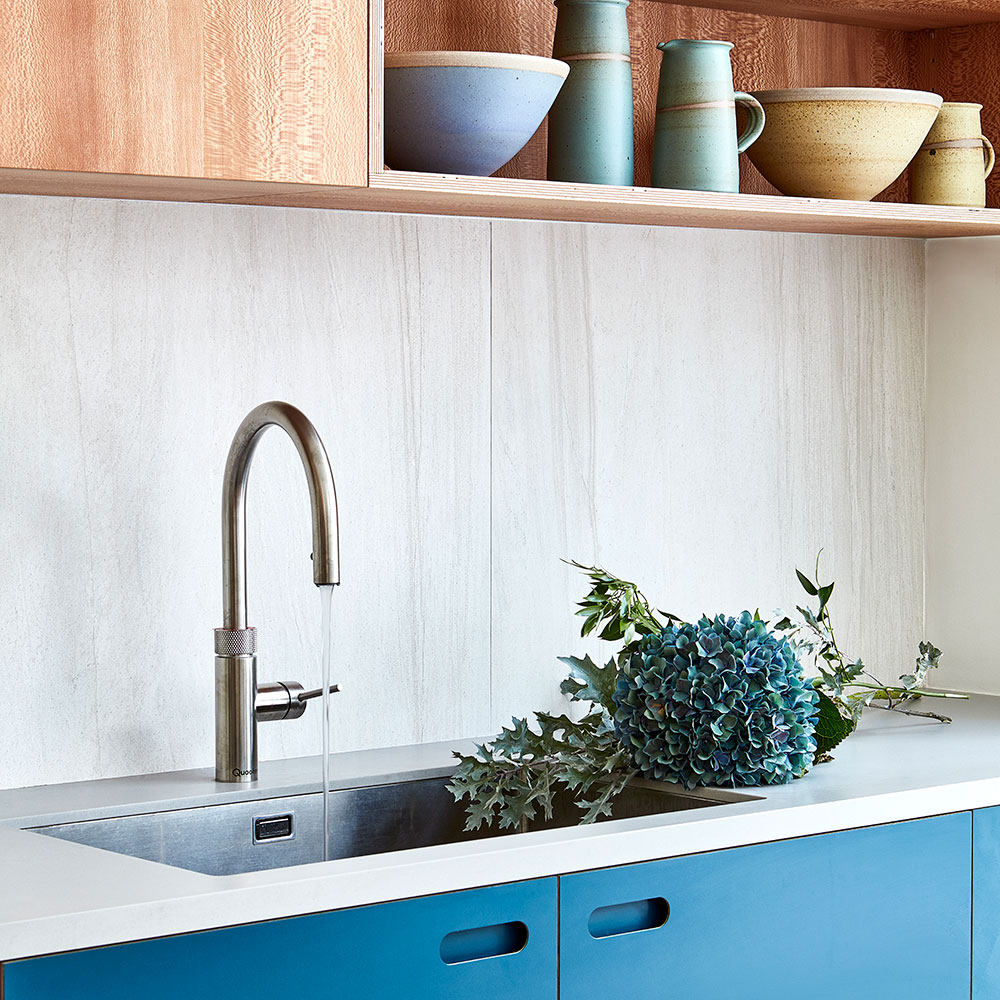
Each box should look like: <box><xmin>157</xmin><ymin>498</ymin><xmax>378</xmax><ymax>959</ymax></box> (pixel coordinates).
<box><xmin>27</xmin><ymin>776</ymin><xmax>756</xmax><ymax>876</ymax></box>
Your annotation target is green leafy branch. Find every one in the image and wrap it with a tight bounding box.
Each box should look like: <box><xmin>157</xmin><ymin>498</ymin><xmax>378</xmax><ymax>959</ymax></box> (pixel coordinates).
<box><xmin>774</xmin><ymin>551</ymin><xmax>965</xmax><ymax>759</ymax></box>
<box><xmin>450</xmin><ymin>564</ymin><xmax>684</xmax><ymax>832</ymax></box>
<box><xmin>448</xmin><ymin>654</ymin><xmax>636</xmax><ymax>831</ymax></box>
<box><xmin>564</xmin><ymin>559</ymin><xmax>677</xmax><ymax>652</ymax></box>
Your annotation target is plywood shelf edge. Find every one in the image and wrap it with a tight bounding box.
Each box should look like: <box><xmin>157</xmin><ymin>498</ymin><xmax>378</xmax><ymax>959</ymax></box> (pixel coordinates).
<box><xmin>3</xmin><ymin>166</ymin><xmax>1000</xmax><ymax>239</ymax></box>
<box><xmin>367</xmin><ymin>171</ymin><xmax>1000</xmax><ymax>238</ymax></box>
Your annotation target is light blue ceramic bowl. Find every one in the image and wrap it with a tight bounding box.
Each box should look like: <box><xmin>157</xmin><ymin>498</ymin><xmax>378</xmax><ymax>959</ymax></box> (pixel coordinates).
<box><xmin>384</xmin><ymin>51</ymin><xmax>570</xmax><ymax>176</ymax></box>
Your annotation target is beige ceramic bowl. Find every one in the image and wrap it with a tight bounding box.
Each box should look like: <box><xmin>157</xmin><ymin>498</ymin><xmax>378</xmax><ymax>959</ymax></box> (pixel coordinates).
<box><xmin>746</xmin><ymin>87</ymin><xmax>943</xmax><ymax>201</ymax></box>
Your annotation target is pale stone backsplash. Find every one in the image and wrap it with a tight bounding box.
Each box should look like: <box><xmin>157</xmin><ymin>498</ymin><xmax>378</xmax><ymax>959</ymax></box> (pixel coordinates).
<box><xmin>0</xmin><ymin>195</ymin><xmax>926</xmax><ymax>789</ymax></box>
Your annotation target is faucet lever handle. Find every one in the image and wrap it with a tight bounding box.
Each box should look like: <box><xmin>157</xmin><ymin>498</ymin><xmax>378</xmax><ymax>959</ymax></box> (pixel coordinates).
<box><xmin>297</xmin><ymin>684</ymin><xmax>342</xmax><ymax>702</ymax></box>
<box><xmin>256</xmin><ymin>682</ymin><xmax>340</xmax><ymax>723</ymax></box>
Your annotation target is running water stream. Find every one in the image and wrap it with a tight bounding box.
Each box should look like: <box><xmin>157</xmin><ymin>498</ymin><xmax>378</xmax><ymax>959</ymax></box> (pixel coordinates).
<box><xmin>319</xmin><ymin>584</ymin><xmax>335</xmax><ymax>862</ymax></box>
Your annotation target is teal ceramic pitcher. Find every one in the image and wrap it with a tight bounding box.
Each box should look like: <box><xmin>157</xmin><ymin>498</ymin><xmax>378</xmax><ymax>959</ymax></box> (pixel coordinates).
<box><xmin>651</xmin><ymin>39</ymin><xmax>764</xmax><ymax>193</ymax></box>
<box><xmin>547</xmin><ymin>0</ymin><xmax>634</xmax><ymax>186</ymax></box>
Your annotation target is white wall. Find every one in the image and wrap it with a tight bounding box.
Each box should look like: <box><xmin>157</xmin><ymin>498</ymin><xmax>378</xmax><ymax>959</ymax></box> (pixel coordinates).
<box><xmin>0</xmin><ymin>195</ymin><xmax>926</xmax><ymax>790</ymax></box>
<box><xmin>926</xmin><ymin>238</ymin><xmax>1000</xmax><ymax>695</ymax></box>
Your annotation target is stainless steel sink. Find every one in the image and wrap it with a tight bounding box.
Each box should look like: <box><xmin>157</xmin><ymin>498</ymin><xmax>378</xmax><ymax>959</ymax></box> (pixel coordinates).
<box><xmin>27</xmin><ymin>776</ymin><xmax>755</xmax><ymax>877</ymax></box>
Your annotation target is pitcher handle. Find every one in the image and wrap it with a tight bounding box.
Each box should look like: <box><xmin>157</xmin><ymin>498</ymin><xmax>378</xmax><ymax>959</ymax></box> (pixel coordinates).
<box><xmin>734</xmin><ymin>93</ymin><xmax>765</xmax><ymax>153</ymax></box>
<box><xmin>982</xmin><ymin>135</ymin><xmax>996</xmax><ymax>180</ymax></box>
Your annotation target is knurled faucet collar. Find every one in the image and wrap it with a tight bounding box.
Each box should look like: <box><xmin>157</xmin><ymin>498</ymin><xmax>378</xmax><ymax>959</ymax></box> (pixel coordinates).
<box><xmin>214</xmin><ymin>627</ymin><xmax>258</xmax><ymax>657</ymax></box>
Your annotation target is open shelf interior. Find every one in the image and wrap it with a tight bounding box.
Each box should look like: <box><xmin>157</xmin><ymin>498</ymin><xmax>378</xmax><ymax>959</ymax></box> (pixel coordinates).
<box><xmin>377</xmin><ymin>0</ymin><xmax>1000</xmax><ymax>222</ymax></box>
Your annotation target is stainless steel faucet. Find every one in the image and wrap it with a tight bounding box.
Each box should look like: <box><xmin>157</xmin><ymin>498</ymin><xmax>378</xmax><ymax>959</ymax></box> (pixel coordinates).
<box><xmin>214</xmin><ymin>401</ymin><xmax>341</xmax><ymax>783</ymax></box>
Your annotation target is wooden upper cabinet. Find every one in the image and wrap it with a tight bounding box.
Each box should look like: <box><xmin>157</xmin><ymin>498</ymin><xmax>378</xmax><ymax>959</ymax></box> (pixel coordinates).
<box><xmin>0</xmin><ymin>0</ymin><xmax>367</xmax><ymax>187</ymax></box>
<box><xmin>4</xmin><ymin>0</ymin><xmax>1000</xmax><ymax>235</ymax></box>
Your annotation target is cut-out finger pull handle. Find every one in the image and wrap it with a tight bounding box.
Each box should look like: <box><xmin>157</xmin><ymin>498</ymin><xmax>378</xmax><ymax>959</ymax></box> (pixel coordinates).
<box><xmin>440</xmin><ymin>920</ymin><xmax>529</xmax><ymax>965</ymax></box>
<box><xmin>588</xmin><ymin>897</ymin><xmax>670</xmax><ymax>939</ymax></box>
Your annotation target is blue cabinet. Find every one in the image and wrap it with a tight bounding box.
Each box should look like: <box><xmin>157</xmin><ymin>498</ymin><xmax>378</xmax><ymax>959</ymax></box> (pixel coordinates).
<box><xmin>3</xmin><ymin>813</ymin><xmax>980</xmax><ymax>998</ymax></box>
<box><xmin>3</xmin><ymin>877</ymin><xmax>557</xmax><ymax>1000</ymax></box>
<box><xmin>974</xmin><ymin>806</ymin><xmax>1000</xmax><ymax>997</ymax></box>
<box><xmin>560</xmin><ymin>813</ymin><xmax>971</xmax><ymax>1000</ymax></box>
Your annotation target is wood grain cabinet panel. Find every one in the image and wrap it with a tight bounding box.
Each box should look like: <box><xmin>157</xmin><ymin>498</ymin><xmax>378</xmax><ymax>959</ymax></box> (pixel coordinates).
<box><xmin>0</xmin><ymin>0</ymin><xmax>366</xmax><ymax>187</ymax></box>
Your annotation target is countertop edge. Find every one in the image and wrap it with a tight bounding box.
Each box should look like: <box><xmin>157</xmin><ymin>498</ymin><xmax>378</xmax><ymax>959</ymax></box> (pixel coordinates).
<box><xmin>2</xmin><ymin>776</ymin><xmax>999</xmax><ymax>963</ymax></box>
<box><xmin>4</xmin><ymin>698</ymin><xmax>1000</xmax><ymax>963</ymax></box>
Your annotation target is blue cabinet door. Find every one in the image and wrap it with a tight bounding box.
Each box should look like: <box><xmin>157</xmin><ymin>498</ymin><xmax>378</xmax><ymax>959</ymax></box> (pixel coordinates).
<box><xmin>974</xmin><ymin>806</ymin><xmax>1000</xmax><ymax>997</ymax></box>
<box><xmin>560</xmin><ymin>813</ymin><xmax>971</xmax><ymax>1000</ymax></box>
<box><xmin>4</xmin><ymin>877</ymin><xmax>557</xmax><ymax>1000</ymax></box>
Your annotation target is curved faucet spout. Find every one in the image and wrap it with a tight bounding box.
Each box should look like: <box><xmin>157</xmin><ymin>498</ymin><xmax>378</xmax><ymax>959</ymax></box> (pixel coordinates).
<box><xmin>215</xmin><ymin>401</ymin><xmax>341</xmax><ymax>782</ymax></box>
<box><xmin>222</xmin><ymin>401</ymin><xmax>340</xmax><ymax>630</ymax></box>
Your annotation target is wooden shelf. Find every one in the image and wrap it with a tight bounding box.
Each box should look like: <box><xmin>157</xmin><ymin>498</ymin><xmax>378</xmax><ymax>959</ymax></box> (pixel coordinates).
<box><xmin>645</xmin><ymin>0</ymin><xmax>1000</xmax><ymax>30</ymax></box>
<box><xmin>0</xmin><ymin>167</ymin><xmax>327</xmax><ymax>206</ymax></box>
<box><xmin>6</xmin><ymin>165</ymin><xmax>1000</xmax><ymax>239</ymax></box>
<box><xmin>364</xmin><ymin>172</ymin><xmax>1000</xmax><ymax>238</ymax></box>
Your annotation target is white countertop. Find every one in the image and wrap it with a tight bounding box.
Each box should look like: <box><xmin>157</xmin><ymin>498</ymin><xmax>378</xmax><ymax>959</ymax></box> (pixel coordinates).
<box><xmin>2</xmin><ymin>695</ymin><xmax>1000</xmax><ymax>963</ymax></box>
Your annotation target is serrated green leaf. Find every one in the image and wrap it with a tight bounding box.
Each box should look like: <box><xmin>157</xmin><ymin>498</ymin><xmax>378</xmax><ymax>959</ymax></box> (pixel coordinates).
<box><xmin>912</xmin><ymin>640</ymin><xmax>943</xmax><ymax>686</ymax></box>
<box><xmin>813</xmin><ymin>691</ymin><xmax>857</xmax><ymax>758</ymax></box>
<box><xmin>448</xmin><ymin>655</ymin><xmax>638</xmax><ymax>833</ymax></box>
<box><xmin>558</xmin><ymin>654</ymin><xmax>618</xmax><ymax>715</ymax></box>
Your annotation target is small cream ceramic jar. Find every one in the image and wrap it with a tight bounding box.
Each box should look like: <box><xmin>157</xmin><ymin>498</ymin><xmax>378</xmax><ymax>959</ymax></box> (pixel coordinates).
<box><xmin>911</xmin><ymin>102</ymin><xmax>995</xmax><ymax>208</ymax></box>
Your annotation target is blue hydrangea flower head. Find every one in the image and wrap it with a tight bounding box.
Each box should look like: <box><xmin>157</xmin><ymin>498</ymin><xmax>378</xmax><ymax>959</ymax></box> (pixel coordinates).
<box><xmin>614</xmin><ymin>611</ymin><xmax>819</xmax><ymax>789</ymax></box>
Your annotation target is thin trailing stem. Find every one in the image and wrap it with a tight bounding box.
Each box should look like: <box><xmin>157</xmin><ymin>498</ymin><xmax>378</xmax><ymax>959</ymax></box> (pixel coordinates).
<box><xmin>865</xmin><ymin>703</ymin><xmax>954</xmax><ymax>724</ymax></box>
<box><xmin>774</xmin><ymin>551</ymin><xmax>966</xmax><ymax>759</ymax></box>
<box><xmin>847</xmin><ymin>682</ymin><xmax>963</xmax><ymax>700</ymax></box>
